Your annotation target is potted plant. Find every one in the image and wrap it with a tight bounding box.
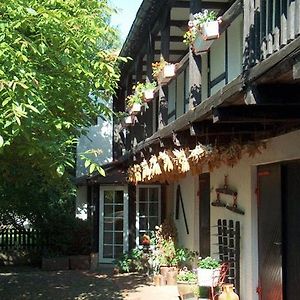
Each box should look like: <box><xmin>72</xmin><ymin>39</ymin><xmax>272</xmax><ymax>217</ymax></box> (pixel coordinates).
<box><xmin>138</xmin><ymin>81</ymin><xmax>157</xmax><ymax>100</ymax></box>
<box><xmin>126</xmin><ymin>93</ymin><xmax>143</xmax><ymax>114</ymax></box>
<box><xmin>184</xmin><ymin>10</ymin><xmax>220</xmax><ymax>51</ymax></box>
<box><xmin>177</xmin><ymin>269</ymin><xmax>198</xmax><ymax>300</ymax></box>
<box><xmin>197</xmin><ymin>256</ymin><xmax>221</xmax><ymax>287</ymax></box>
<box><xmin>152</xmin><ymin>58</ymin><xmax>176</xmax><ymax>85</ymax></box>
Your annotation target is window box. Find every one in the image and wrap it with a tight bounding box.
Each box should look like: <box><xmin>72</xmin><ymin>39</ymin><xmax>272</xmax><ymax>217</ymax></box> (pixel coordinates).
<box><xmin>200</xmin><ymin>20</ymin><xmax>219</xmax><ymax>40</ymax></box>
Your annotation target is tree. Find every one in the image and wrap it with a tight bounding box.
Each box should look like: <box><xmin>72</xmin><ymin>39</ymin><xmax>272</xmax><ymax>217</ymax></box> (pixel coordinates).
<box><xmin>0</xmin><ymin>0</ymin><xmax>123</xmax><ymax>226</ymax></box>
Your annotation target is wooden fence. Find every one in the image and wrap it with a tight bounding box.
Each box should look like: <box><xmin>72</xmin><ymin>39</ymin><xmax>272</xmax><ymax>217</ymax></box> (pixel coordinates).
<box><xmin>0</xmin><ymin>228</ymin><xmax>44</xmax><ymax>251</ymax></box>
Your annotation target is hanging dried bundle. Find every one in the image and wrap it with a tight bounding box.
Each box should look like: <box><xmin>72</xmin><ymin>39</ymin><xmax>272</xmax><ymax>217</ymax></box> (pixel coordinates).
<box><xmin>206</xmin><ymin>147</ymin><xmax>223</xmax><ymax>171</ymax></box>
<box><xmin>189</xmin><ymin>143</ymin><xmax>208</xmax><ymax>162</ymax></box>
<box><xmin>222</xmin><ymin>141</ymin><xmax>243</xmax><ymax>167</ymax></box>
<box><xmin>245</xmin><ymin>140</ymin><xmax>267</xmax><ymax>158</ymax></box>
<box><xmin>158</xmin><ymin>150</ymin><xmax>174</xmax><ymax>173</ymax></box>
<box><xmin>149</xmin><ymin>155</ymin><xmax>162</xmax><ymax>178</ymax></box>
<box><xmin>173</xmin><ymin>149</ymin><xmax>190</xmax><ymax>173</ymax></box>
<box><xmin>127</xmin><ymin>164</ymin><xmax>142</xmax><ymax>185</ymax></box>
<box><xmin>140</xmin><ymin>159</ymin><xmax>151</xmax><ymax>181</ymax></box>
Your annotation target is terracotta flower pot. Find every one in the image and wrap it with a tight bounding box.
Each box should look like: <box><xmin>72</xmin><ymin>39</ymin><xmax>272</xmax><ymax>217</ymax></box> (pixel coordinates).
<box><xmin>177</xmin><ymin>281</ymin><xmax>198</xmax><ymax>299</ymax></box>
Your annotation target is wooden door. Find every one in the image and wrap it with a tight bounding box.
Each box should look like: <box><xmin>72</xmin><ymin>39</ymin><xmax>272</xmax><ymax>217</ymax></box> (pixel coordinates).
<box><xmin>282</xmin><ymin>162</ymin><xmax>300</xmax><ymax>299</ymax></box>
<box><xmin>257</xmin><ymin>164</ymin><xmax>282</xmax><ymax>300</ymax></box>
<box><xmin>199</xmin><ymin>173</ymin><xmax>210</xmax><ymax>257</ymax></box>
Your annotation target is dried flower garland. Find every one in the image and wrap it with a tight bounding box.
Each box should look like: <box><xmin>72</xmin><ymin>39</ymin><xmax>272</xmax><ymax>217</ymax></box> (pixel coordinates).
<box><xmin>127</xmin><ymin>140</ymin><xmax>267</xmax><ymax>184</ymax></box>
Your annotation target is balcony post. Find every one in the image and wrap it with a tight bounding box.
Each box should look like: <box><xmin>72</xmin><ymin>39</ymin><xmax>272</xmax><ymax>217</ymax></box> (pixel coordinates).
<box><xmin>189</xmin><ymin>0</ymin><xmax>202</xmax><ymax>109</ymax></box>
<box><xmin>158</xmin><ymin>9</ymin><xmax>171</xmax><ymax>129</ymax></box>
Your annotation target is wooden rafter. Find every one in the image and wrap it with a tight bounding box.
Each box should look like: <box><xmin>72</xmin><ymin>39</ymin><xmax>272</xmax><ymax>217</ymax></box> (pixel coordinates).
<box><xmin>213</xmin><ymin>105</ymin><xmax>300</xmax><ymax>123</ymax></box>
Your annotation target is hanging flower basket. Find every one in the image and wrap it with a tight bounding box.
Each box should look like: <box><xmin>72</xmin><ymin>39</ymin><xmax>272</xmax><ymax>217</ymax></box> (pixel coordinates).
<box><xmin>163</xmin><ymin>64</ymin><xmax>176</xmax><ymax>77</ymax></box>
<box><xmin>144</xmin><ymin>89</ymin><xmax>155</xmax><ymax>101</ymax></box>
<box><xmin>129</xmin><ymin>103</ymin><xmax>141</xmax><ymax>115</ymax></box>
<box><xmin>157</xmin><ymin>64</ymin><xmax>176</xmax><ymax>85</ymax></box>
<box><xmin>122</xmin><ymin>115</ymin><xmax>137</xmax><ymax>127</ymax></box>
<box><xmin>200</xmin><ymin>20</ymin><xmax>219</xmax><ymax>40</ymax></box>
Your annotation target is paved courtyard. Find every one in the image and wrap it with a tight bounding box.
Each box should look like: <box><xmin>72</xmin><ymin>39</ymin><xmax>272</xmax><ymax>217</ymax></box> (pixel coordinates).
<box><xmin>0</xmin><ymin>266</ymin><xmax>179</xmax><ymax>300</ymax></box>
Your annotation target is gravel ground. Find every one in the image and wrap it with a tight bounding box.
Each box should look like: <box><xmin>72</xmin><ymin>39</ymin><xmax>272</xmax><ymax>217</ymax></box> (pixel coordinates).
<box><xmin>0</xmin><ymin>267</ymin><xmax>179</xmax><ymax>300</ymax></box>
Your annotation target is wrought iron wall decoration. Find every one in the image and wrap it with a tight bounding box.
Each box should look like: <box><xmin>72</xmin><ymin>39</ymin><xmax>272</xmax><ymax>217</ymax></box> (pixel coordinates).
<box><xmin>212</xmin><ymin>176</ymin><xmax>244</xmax><ymax>215</ymax></box>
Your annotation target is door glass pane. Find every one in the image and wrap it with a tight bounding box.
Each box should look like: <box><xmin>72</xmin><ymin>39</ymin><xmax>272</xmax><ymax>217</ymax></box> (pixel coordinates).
<box><xmin>104</xmin><ymin>232</ymin><xmax>113</xmax><ymax>244</ymax></box>
<box><xmin>115</xmin><ymin>190</ymin><xmax>124</xmax><ymax>204</ymax></box>
<box><xmin>137</xmin><ymin>186</ymin><xmax>160</xmax><ymax>246</ymax></box>
<box><xmin>104</xmin><ymin>191</ymin><xmax>113</xmax><ymax>203</ymax></box>
<box><xmin>149</xmin><ymin>202</ymin><xmax>158</xmax><ymax>216</ymax></box>
<box><xmin>139</xmin><ymin>217</ymin><xmax>147</xmax><ymax>230</ymax></box>
<box><xmin>101</xmin><ymin>188</ymin><xmax>126</xmax><ymax>261</ymax></box>
<box><xmin>103</xmin><ymin>245</ymin><xmax>113</xmax><ymax>258</ymax></box>
<box><xmin>139</xmin><ymin>202</ymin><xmax>147</xmax><ymax>216</ymax></box>
<box><xmin>104</xmin><ymin>205</ymin><xmax>113</xmax><ymax>216</ymax></box>
<box><xmin>104</xmin><ymin>219</ymin><xmax>113</xmax><ymax>230</ymax></box>
<box><xmin>149</xmin><ymin>217</ymin><xmax>159</xmax><ymax>230</ymax></box>
<box><xmin>115</xmin><ymin>218</ymin><xmax>123</xmax><ymax>231</ymax></box>
<box><xmin>139</xmin><ymin>188</ymin><xmax>148</xmax><ymax>202</ymax></box>
<box><xmin>115</xmin><ymin>232</ymin><xmax>123</xmax><ymax>244</ymax></box>
<box><xmin>149</xmin><ymin>188</ymin><xmax>158</xmax><ymax>202</ymax></box>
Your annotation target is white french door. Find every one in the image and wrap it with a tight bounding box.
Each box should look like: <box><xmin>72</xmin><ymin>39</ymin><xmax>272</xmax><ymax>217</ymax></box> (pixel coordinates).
<box><xmin>136</xmin><ymin>185</ymin><xmax>161</xmax><ymax>246</ymax></box>
<box><xmin>99</xmin><ymin>186</ymin><xmax>128</xmax><ymax>263</ymax></box>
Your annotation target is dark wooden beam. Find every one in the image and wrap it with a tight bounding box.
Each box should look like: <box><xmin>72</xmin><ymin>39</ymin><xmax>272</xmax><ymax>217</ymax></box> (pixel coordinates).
<box><xmin>155</xmin><ymin>49</ymin><xmax>187</xmax><ymax>55</ymax></box>
<box><xmin>170</xmin><ymin>20</ymin><xmax>188</xmax><ymax>28</ymax></box>
<box><xmin>155</xmin><ymin>35</ymin><xmax>184</xmax><ymax>42</ymax></box>
<box><xmin>159</xmin><ymin>9</ymin><xmax>171</xmax><ymax>129</ymax></box>
<box><xmin>213</xmin><ymin>104</ymin><xmax>300</xmax><ymax>123</ymax></box>
<box><xmin>189</xmin><ymin>120</ymin><xmax>276</xmax><ymax>136</ymax></box>
<box><xmin>134</xmin><ymin>75</ymin><xmax>244</xmax><ymax>152</ymax></box>
<box><xmin>175</xmin><ymin>1</ymin><xmax>230</xmax><ymax>10</ymax></box>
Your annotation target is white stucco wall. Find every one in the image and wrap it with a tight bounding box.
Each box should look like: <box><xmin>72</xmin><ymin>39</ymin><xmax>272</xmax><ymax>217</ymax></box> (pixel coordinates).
<box><xmin>171</xmin><ymin>129</ymin><xmax>300</xmax><ymax>300</ymax></box>
<box><xmin>173</xmin><ymin>175</ymin><xmax>199</xmax><ymax>252</ymax></box>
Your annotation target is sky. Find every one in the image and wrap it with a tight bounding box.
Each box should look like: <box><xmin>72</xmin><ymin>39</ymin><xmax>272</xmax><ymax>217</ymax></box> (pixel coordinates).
<box><xmin>109</xmin><ymin>0</ymin><xmax>143</xmax><ymax>41</ymax></box>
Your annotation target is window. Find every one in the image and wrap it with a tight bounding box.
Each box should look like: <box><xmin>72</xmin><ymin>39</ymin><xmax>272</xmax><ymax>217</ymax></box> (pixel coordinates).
<box><xmin>136</xmin><ymin>185</ymin><xmax>161</xmax><ymax>246</ymax></box>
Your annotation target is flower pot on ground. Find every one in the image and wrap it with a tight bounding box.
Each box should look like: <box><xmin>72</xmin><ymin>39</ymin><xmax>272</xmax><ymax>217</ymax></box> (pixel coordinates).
<box><xmin>197</xmin><ymin>256</ymin><xmax>221</xmax><ymax>287</ymax></box>
<box><xmin>177</xmin><ymin>270</ymin><xmax>198</xmax><ymax>299</ymax></box>
<box><xmin>200</xmin><ymin>20</ymin><xmax>219</xmax><ymax>40</ymax></box>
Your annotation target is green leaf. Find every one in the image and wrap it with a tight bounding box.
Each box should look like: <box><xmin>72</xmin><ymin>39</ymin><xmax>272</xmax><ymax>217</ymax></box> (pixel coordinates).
<box><xmin>0</xmin><ymin>135</ymin><xmax>3</xmax><ymax>148</ymax></box>
<box><xmin>56</xmin><ymin>165</ymin><xmax>65</xmax><ymax>177</ymax></box>
<box><xmin>84</xmin><ymin>160</ymin><xmax>91</xmax><ymax>168</ymax></box>
<box><xmin>89</xmin><ymin>163</ymin><xmax>95</xmax><ymax>173</ymax></box>
<box><xmin>97</xmin><ymin>166</ymin><xmax>106</xmax><ymax>177</ymax></box>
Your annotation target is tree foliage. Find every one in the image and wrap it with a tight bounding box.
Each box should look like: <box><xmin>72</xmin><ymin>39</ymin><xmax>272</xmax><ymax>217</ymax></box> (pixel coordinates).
<box><xmin>0</xmin><ymin>0</ymin><xmax>122</xmax><ymax>225</ymax></box>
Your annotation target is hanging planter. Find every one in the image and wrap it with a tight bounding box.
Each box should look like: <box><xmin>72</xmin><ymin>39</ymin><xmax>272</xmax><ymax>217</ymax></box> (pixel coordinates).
<box><xmin>122</xmin><ymin>115</ymin><xmax>137</xmax><ymax>127</ymax></box>
<box><xmin>152</xmin><ymin>59</ymin><xmax>175</xmax><ymax>85</ymax></box>
<box><xmin>163</xmin><ymin>64</ymin><xmax>176</xmax><ymax>78</ymax></box>
<box><xmin>144</xmin><ymin>89</ymin><xmax>155</xmax><ymax>100</ymax></box>
<box><xmin>200</xmin><ymin>20</ymin><xmax>219</xmax><ymax>40</ymax></box>
<box><xmin>129</xmin><ymin>103</ymin><xmax>141</xmax><ymax>115</ymax></box>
